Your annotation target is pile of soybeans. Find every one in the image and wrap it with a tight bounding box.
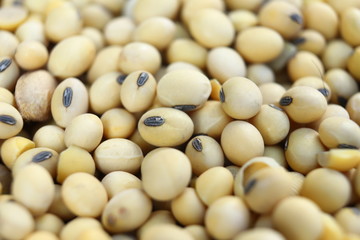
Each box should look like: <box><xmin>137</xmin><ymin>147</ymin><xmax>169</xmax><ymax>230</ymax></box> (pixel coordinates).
<box><xmin>0</xmin><ymin>0</ymin><xmax>360</xmax><ymax>239</ymax></box>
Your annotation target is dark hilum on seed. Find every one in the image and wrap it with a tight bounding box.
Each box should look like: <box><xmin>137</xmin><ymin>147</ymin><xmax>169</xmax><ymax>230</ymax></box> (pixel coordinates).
<box><xmin>137</xmin><ymin>72</ymin><xmax>149</xmax><ymax>87</ymax></box>
<box><xmin>0</xmin><ymin>115</ymin><xmax>16</xmax><ymax>125</ymax></box>
<box><xmin>0</xmin><ymin>59</ymin><xmax>12</xmax><ymax>72</ymax></box>
<box><xmin>144</xmin><ymin>116</ymin><xmax>165</xmax><ymax>127</ymax></box>
<box><xmin>62</xmin><ymin>87</ymin><xmax>73</xmax><ymax>108</ymax></box>
<box><xmin>192</xmin><ymin>137</ymin><xmax>203</xmax><ymax>152</ymax></box>
<box><xmin>279</xmin><ymin>96</ymin><xmax>293</xmax><ymax>106</ymax></box>
<box><xmin>32</xmin><ymin>151</ymin><xmax>53</xmax><ymax>163</ymax></box>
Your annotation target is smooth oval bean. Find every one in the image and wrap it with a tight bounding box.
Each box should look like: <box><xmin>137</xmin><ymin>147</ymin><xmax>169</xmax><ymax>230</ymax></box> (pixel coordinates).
<box><xmin>104</xmin><ymin>17</ymin><xmax>135</xmax><ymax>46</ymax></box>
<box><xmin>0</xmin><ymin>5</ymin><xmax>28</xmax><ymax>31</ymax></box>
<box><xmin>300</xmin><ymin>168</ymin><xmax>352</xmax><ymax>213</ymax></box>
<box><xmin>137</xmin><ymin>210</ymin><xmax>176</xmax><ymax>239</ymax></box>
<box><xmin>94</xmin><ymin>138</ymin><xmax>143</xmax><ymax>174</ymax></box>
<box><xmin>35</xmin><ymin>213</ymin><xmax>64</xmax><ymax>235</ymax></box>
<box><xmin>12</xmin><ymin>164</ymin><xmax>55</xmax><ymax>216</ymax></box>
<box><xmin>335</xmin><ymin>207</ymin><xmax>360</xmax><ymax>235</ymax></box>
<box><xmin>346</xmin><ymin>92</ymin><xmax>360</xmax><ymax>124</ymax></box>
<box><xmin>101</xmin><ymin>108</ymin><xmax>136</xmax><ymax>139</ymax></box>
<box><xmin>64</xmin><ymin>113</ymin><xmax>103</xmax><ymax>152</ymax></box>
<box><xmin>0</xmin><ymin>136</ymin><xmax>35</xmax><ymax>169</ymax></box>
<box><xmin>0</xmin><ymin>86</ymin><xmax>15</xmax><ymax>105</ymax></box>
<box><xmin>81</xmin><ymin>3</ymin><xmax>112</xmax><ymax>30</ymax></box>
<box><xmin>141</xmin><ymin>224</ymin><xmax>194</xmax><ymax>240</ymax></box>
<box><xmin>259</xmin><ymin>82</ymin><xmax>286</xmax><ymax>105</ymax></box>
<box><xmin>62</xmin><ymin>172</ymin><xmax>108</xmax><ymax>217</ymax></box>
<box><xmin>48</xmin><ymin>36</ymin><xmax>96</xmax><ymax>79</ymax></box>
<box><xmin>229</xmin><ymin>9</ymin><xmax>258</xmax><ymax>32</ymax></box>
<box><xmin>56</xmin><ymin>145</ymin><xmax>95</xmax><ymax>184</ymax></box>
<box><xmin>246</xmin><ymin>64</ymin><xmax>275</xmax><ymax>85</ymax></box>
<box><xmin>221</xmin><ymin>120</ymin><xmax>264</xmax><ymax>166</ymax></box>
<box><xmin>102</xmin><ymin>189</ymin><xmax>152</xmax><ymax>233</ymax></box>
<box><xmin>293</xmin><ymin>30</ymin><xmax>326</xmax><ymax>56</ymax></box>
<box><xmin>322</xmin><ymin>40</ymin><xmax>353</xmax><ymax>70</ymax></box>
<box><xmin>59</xmin><ymin>217</ymin><xmax>103</xmax><ymax>240</ymax></box>
<box><xmin>141</xmin><ymin>147</ymin><xmax>191</xmax><ymax>201</ymax></box>
<box><xmin>0</xmin><ymin>56</ymin><xmax>19</xmax><ymax>91</ymax></box>
<box><xmin>33</xmin><ymin>125</ymin><xmax>66</xmax><ymax>153</ymax></box>
<box><xmin>138</xmin><ymin>107</ymin><xmax>194</xmax><ymax>147</ymax></box>
<box><xmin>0</xmin><ymin>102</ymin><xmax>23</xmax><ymax>139</ymax></box>
<box><xmin>101</xmin><ymin>171</ymin><xmax>141</xmax><ymax>199</ymax></box>
<box><xmin>234</xmin><ymin>228</ymin><xmax>285</xmax><ymax>240</ymax></box>
<box><xmin>287</xmin><ymin>51</ymin><xmax>324</xmax><ymax>82</ymax></box>
<box><xmin>132</xmin><ymin>0</ymin><xmax>180</xmax><ymax>23</ymax></box>
<box><xmin>0</xmin><ymin>30</ymin><xmax>19</xmax><ymax>57</ymax></box>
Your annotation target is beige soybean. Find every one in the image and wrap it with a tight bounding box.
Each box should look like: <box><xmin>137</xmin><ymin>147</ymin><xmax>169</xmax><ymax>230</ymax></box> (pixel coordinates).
<box><xmin>317</xmin><ymin>149</ymin><xmax>360</xmax><ymax>172</ymax></box>
<box><xmin>101</xmin><ymin>108</ymin><xmax>136</xmax><ymax>139</ymax></box>
<box><xmin>129</xmin><ymin>129</ymin><xmax>156</xmax><ymax>155</ymax></box>
<box><xmin>102</xmin><ymin>189</ymin><xmax>152</xmax><ymax>233</ymax></box>
<box><xmin>300</xmin><ymin>168</ymin><xmax>351</xmax><ymax>213</ymax></box>
<box><xmin>341</xmin><ymin>7</ymin><xmax>360</xmax><ymax>46</ymax></box>
<box><xmin>138</xmin><ymin>107</ymin><xmax>194</xmax><ymax>147</ymax></box>
<box><xmin>87</xmin><ymin>46</ymin><xmax>122</xmax><ymax>84</ymax></box>
<box><xmin>0</xmin><ymin>5</ymin><xmax>28</xmax><ymax>31</ymax></box>
<box><xmin>141</xmin><ymin>147</ymin><xmax>191</xmax><ymax>201</ymax></box>
<box><xmin>167</xmin><ymin>38</ymin><xmax>208</xmax><ymax>69</ymax></box>
<box><xmin>24</xmin><ymin>231</ymin><xmax>59</xmax><ymax>240</ymax></box>
<box><xmin>14</xmin><ymin>40</ymin><xmax>48</xmax><ymax>70</ymax></box>
<box><xmin>250</xmin><ymin>104</ymin><xmax>290</xmax><ymax>145</ymax></box>
<box><xmin>205</xmin><ymin>196</ymin><xmax>250</xmax><ymax>240</ymax></box>
<box><xmin>279</xmin><ymin>86</ymin><xmax>327</xmax><ymax>123</ymax></box>
<box><xmin>12</xmin><ymin>147</ymin><xmax>59</xmax><ymax>178</ymax></box>
<box><xmin>244</xmin><ymin>167</ymin><xmax>296</xmax><ymax>214</ymax></box>
<box><xmin>258</xmin><ymin>0</ymin><xmax>303</xmax><ymax>39</ymax></box>
<box><xmin>318</xmin><ymin>116</ymin><xmax>360</xmax><ymax>149</ymax></box>
<box><xmin>190</xmin><ymin>100</ymin><xmax>233</xmax><ymax>139</ymax></box>
<box><xmin>246</xmin><ymin>64</ymin><xmax>275</xmax><ymax>85</ymax></box>
<box><xmin>121</xmin><ymin>71</ymin><xmax>157</xmax><ymax>113</ymax></box>
<box><xmin>322</xmin><ymin>40</ymin><xmax>353</xmax><ymax>70</ymax></box>
<box><xmin>287</xmin><ymin>51</ymin><xmax>324</xmax><ymax>82</ymax></box>
<box><xmin>59</xmin><ymin>217</ymin><xmax>103</xmax><ymax>240</ymax></box>
<box><xmin>15</xmin><ymin>70</ymin><xmax>57</xmax><ymax>121</ymax></box>
<box><xmin>235</xmin><ymin>26</ymin><xmax>284</xmax><ymax>63</ymax></box>
<box><xmin>33</xmin><ymin>125</ymin><xmax>66</xmax><ymax>153</ymax></box>
<box><xmin>259</xmin><ymin>82</ymin><xmax>286</xmax><ymax>105</ymax></box>
<box><xmin>347</xmin><ymin>46</ymin><xmax>360</xmax><ymax>80</ymax></box>
<box><xmin>189</xmin><ymin>9</ymin><xmax>234</xmax><ymax>48</ymax></box>
<box><xmin>45</xmin><ymin>2</ymin><xmax>83</xmax><ymax>42</ymax></box>
<box><xmin>15</xmin><ymin>19</ymin><xmax>47</xmax><ymax>45</ymax></box>
<box><xmin>0</xmin><ymin>136</ymin><xmax>35</xmax><ymax>169</ymax></box>
<box><xmin>62</xmin><ymin>172</ymin><xmax>107</xmax><ymax>217</ymax></box>
<box><xmin>185</xmin><ymin>225</ymin><xmax>211</xmax><ymax>240</ymax></box>
<box><xmin>292</xmin><ymin>76</ymin><xmax>332</xmax><ymax>101</ymax></box>
<box><xmin>325</xmin><ymin>69</ymin><xmax>358</xmax><ymax>105</ymax></box>
<box><xmin>0</xmin><ymin>200</ymin><xmax>35</xmax><ymax>240</ymax></box>
<box><xmin>101</xmin><ymin>171</ymin><xmax>141</xmax><ymax>199</ymax></box>
<box><xmin>0</xmin><ymin>87</ymin><xmax>14</xmax><ymax>105</ymax></box>
<box><xmin>335</xmin><ymin>207</ymin><xmax>360</xmax><ymax>235</ymax></box>
<box><xmin>303</xmin><ymin>2</ymin><xmax>339</xmax><ymax>40</ymax></box>
<box><xmin>206</xmin><ymin>47</ymin><xmax>246</xmax><ymax>84</ymax></box>
<box><xmin>319</xmin><ymin>212</ymin><xmax>345</xmax><ymax>240</ymax></box>
<box><xmin>64</xmin><ymin>113</ymin><xmax>103</xmax><ymax>152</ymax></box>
<box><xmin>118</xmin><ymin>42</ymin><xmax>161</xmax><ymax>75</ymax></box>
<box><xmin>185</xmin><ymin>135</ymin><xmax>224</xmax><ymax>176</ymax></box>
<box><xmin>137</xmin><ymin>210</ymin><xmax>176</xmax><ymax>239</ymax></box>
<box><xmin>229</xmin><ymin>10</ymin><xmax>258</xmax><ymax>32</ymax></box>
<box><xmin>12</xmin><ymin>164</ymin><xmax>55</xmax><ymax>216</ymax></box>
<box><xmin>181</xmin><ymin>0</ymin><xmax>225</xmax><ymax>25</ymax></box>
<box><xmin>225</xmin><ymin>0</ymin><xmax>264</xmax><ymax>11</ymax></box>
<box><xmin>0</xmin><ymin>56</ymin><xmax>19</xmax><ymax>91</ymax></box>
<box><xmin>268</xmin><ymin>42</ymin><xmax>297</xmax><ymax>72</ymax></box>
<box><xmin>166</xmin><ymin>61</ymin><xmax>201</xmax><ymax>73</ymax></box>
<box><xmin>293</xmin><ymin>30</ymin><xmax>326</xmax><ymax>56</ymax></box>
<box><xmin>132</xmin><ymin>0</ymin><xmax>180</xmax><ymax>23</ymax></box>
<box><xmin>347</xmin><ymin>92</ymin><xmax>360</xmax><ymax>124</ymax></box>
<box><xmin>133</xmin><ymin>16</ymin><xmax>176</xmax><ymax>50</ymax></box>
<box><xmin>104</xmin><ymin>17</ymin><xmax>135</xmax><ymax>46</ymax></box>
<box><xmin>308</xmin><ymin>104</ymin><xmax>350</xmax><ymax>131</ymax></box>
<box><xmin>0</xmin><ymin>102</ymin><xmax>23</xmax><ymax>139</ymax></box>
<box><xmin>272</xmin><ymin>196</ymin><xmax>323</xmax><ymax>240</ymax></box>
<box><xmin>81</xmin><ymin>3</ymin><xmax>113</xmax><ymax>30</ymax></box>
<box><xmin>0</xmin><ymin>30</ymin><xmax>19</xmax><ymax>57</ymax></box>
<box><xmin>157</xmin><ymin>69</ymin><xmax>211</xmax><ymax>110</ymax></box>
<box><xmin>93</xmin><ymin>0</ymin><xmax>125</xmax><ymax>14</ymax></box>
<box><xmin>221</xmin><ymin>120</ymin><xmax>264</xmax><ymax>166</ymax></box>
<box><xmin>171</xmin><ymin>187</ymin><xmax>207</xmax><ymax>225</ymax></box>
<box><xmin>196</xmin><ymin>166</ymin><xmax>233</xmax><ymax>206</ymax></box>
<box><xmin>234</xmin><ymin>228</ymin><xmax>285</xmax><ymax>240</ymax></box>
<box><xmin>141</xmin><ymin>224</ymin><xmax>194</xmax><ymax>240</ymax></box>
<box><xmin>57</xmin><ymin>145</ymin><xmax>96</xmax><ymax>184</ymax></box>
<box><xmin>48</xmin><ymin>185</ymin><xmax>75</xmax><ymax>221</ymax></box>
<box><xmin>48</xmin><ymin>36</ymin><xmax>96</xmax><ymax>79</ymax></box>
<box><xmin>94</xmin><ymin>138</ymin><xmax>143</xmax><ymax>174</ymax></box>
<box><xmin>35</xmin><ymin>213</ymin><xmax>64</xmax><ymax>235</ymax></box>
<box><xmin>221</xmin><ymin>77</ymin><xmax>262</xmax><ymax>119</ymax></box>
<box><xmin>81</xmin><ymin>27</ymin><xmax>105</xmax><ymax>52</ymax></box>
<box><xmin>78</xmin><ymin>228</ymin><xmax>112</xmax><ymax>240</ymax></box>
<box><xmin>285</xmin><ymin>128</ymin><xmax>325</xmax><ymax>174</ymax></box>
<box><xmin>89</xmin><ymin>72</ymin><xmax>122</xmax><ymax>114</ymax></box>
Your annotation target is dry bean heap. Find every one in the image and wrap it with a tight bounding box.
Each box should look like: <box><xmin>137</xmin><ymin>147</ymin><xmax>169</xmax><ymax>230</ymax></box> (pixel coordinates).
<box><xmin>1</xmin><ymin>0</ymin><xmax>360</xmax><ymax>239</ymax></box>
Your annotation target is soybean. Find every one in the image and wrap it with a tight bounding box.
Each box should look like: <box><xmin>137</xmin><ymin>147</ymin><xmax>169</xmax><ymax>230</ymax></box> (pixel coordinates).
<box><xmin>62</xmin><ymin>172</ymin><xmax>108</xmax><ymax>218</ymax></box>
<box><xmin>104</xmin><ymin>17</ymin><xmax>135</xmax><ymax>46</ymax></box>
<box><xmin>0</xmin><ymin>56</ymin><xmax>19</xmax><ymax>91</ymax></box>
<box><xmin>101</xmin><ymin>171</ymin><xmax>142</xmax><ymax>199</ymax></box>
<box><xmin>0</xmin><ymin>102</ymin><xmax>23</xmax><ymax>139</ymax></box>
<box><xmin>0</xmin><ymin>87</ymin><xmax>15</xmax><ymax>105</ymax></box>
<box><xmin>293</xmin><ymin>30</ymin><xmax>326</xmax><ymax>56</ymax></box>
<box><xmin>94</xmin><ymin>138</ymin><xmax>143</xmax><ymax>174</ymax></box>
<box><xmin>335</xmin><ymin>207</ymin><xmax>360</xmax><ymax>235</ymax></box>
<box><xmin>101</xmin><ymin>108</ymin><xmax>136</xmax><ymax>139</ymax></box>
<box><xmin>346</xmin><ymin>93</ymin><xmax>360</xmax><ymax>124</ymax></box>
<box><xmin>138</xmin><ymin>107</ymin><xmax>194</xmax><ymax>147</ymax></box>
<box><xmin>0</xmin><ymin>136</ymin><xmax>35</xmax><ymax>169</ymax></box>
<box><xmin>33</xmin><ymin>125</ymin><xmax>66</xmax><ymax>153</ymax></box>
<box><xmin>322</xmin><ymin>40</ymin><xmax>353</xmax><ymax>70</ymax></box>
